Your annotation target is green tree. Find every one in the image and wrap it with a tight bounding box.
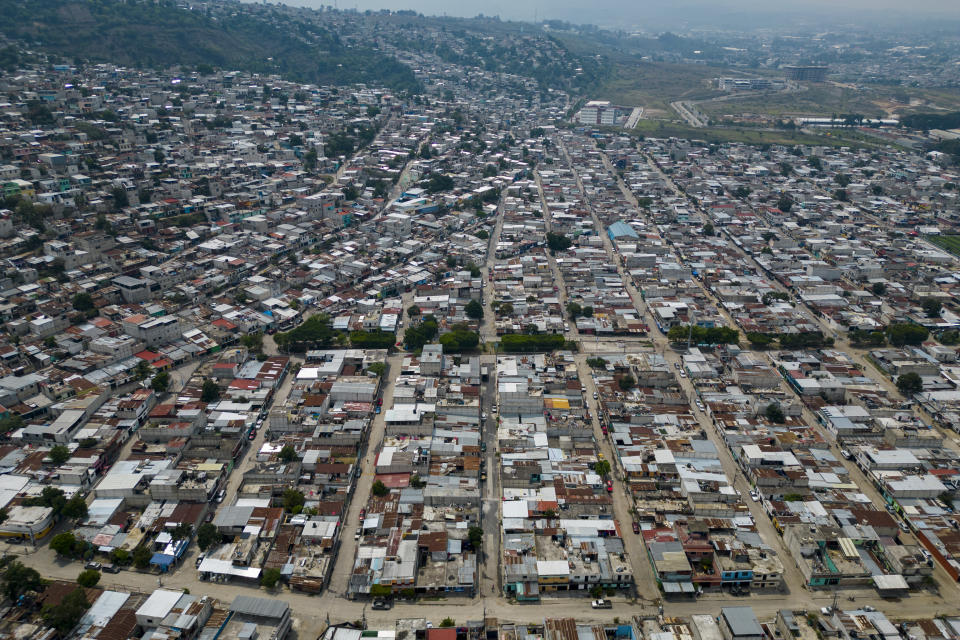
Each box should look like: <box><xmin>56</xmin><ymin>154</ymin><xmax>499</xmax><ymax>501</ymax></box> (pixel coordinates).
<box><xmin>921</xmin><ymin>298</ymin><xmax>942</xmax><ymax>318</ymax></box>
<box><xmin>403</xmin><ymin>317</ymin><xmax>439</xmax><ymax>351</ymax></box>
<box><xmin>407</xmin><ymin>305</ymin><xmax>421</xmax><ymax>318</ymax></box>
<box><xmin>25</xmin><ymin>486</ymin><xmax>67</xmax><ymax>515</ymax></box>
<box><xmin>240</xmin><ymin>332</ymin><xmax>264</xmax><ymax>353</ymax></box>
<box><xmin>566</xmin><ymin>302</ymin><xmax>582</xmax><ymax>320</ymax></box>
<box><xmin>77</xmin><ymin>569</ymin><xmax>100</xmax><ymax>588</ymax></box>
<box><xmin>282</xmin><ymin>489</ymin><xmax>305</xmax><ymax>513</ymax></box>
<box><xmin>41</xmin><ymin>587</ymin><xmax>88</xmax><ymax>634</ymax></box>
<box><xmin>171</xmin><ymin>523</ymin><xmax>193</xmax><ymax>541</ymax></box>
<box><xmin>939</xmin><ymin>330</ymin><xmax>960</xmax><ymax>346</ymax></box>
<box><xmin>196</xmin><ymin>523</ymin><xmax>221</xmax><ymax>552</ymax></box>
<box><xmin>371</xmin><ymin>480</ymin><xmax>388</xmax><ymax>497</ymax></box>
<box><xmin>546</xmin><ymin>232</ymin><xmax>572</xmax><ymax>251</ymax></box>
<box><xmin>475</xmin><ymin>229</ymin><xmax>489</xmax><ymax>240</ymax></box>
<box><xmin>134</xmin><ymin>359</ymin><xmax>152</xmax><ymax>381</ymax></box>
<box><xmin>618</xmin><ymin>375</ymin><xmax>636</xmax><ymax>391</ymax></box>
<box><xmin>72</xmin><ymin>292</ymin><xmax>95</xmax><ymax>312</ymax></box>
<box><xmin>746</xmin><ymin>333</ymin><xmax>774</xmax><ymax>349</ymax></box>
<box><xmin>465</xmin><ymin>299</ymin><xmax>484</xmax><ymax>320</ymax></box>
<box><xmin>151</xmin><ymin>371</ymin><xmax>170</xmax><ymax>393</ymax></box>
<box><xmin>1</xmin><ymin>560</ymin><xmax>44</xmax><ymax>601</ymax></box>
<box><xmin>439</xmin><ymin>327</ymin><xmax>480</xmax><ymax>353</ymax></box>
<box><xmin>595</xmin><ymin>459</ymin><xmax>611</xmax><ymax>477</ymax></box>
<box><xmin>62</xmin><ymin>493</ymin><xmax>88</xmax><ymax>521</ymax></box>
<box><xmin>278</xmin><ymin>444</ymin><xmax>298</xmax><ymax>463</ymax></box>
<box><xmin>777</xmin><ymin>195</ymin><xmax>793</xmax><ymax>212</ymax></box>
<box><xmin>440</xmin><ymin>618</ymin><xmax>455</xmax><ymax>628</ymax></box>
<box><xmin>261</xmin><ymin>567</ymin><xmax>282</xmax><ymax>589</ymax></box>
<box><xmin>896</xmin><ymin>372</ymin><xmax>923</xmax><ymax>396</ymax></box>
<box><xmin>887</xmin><ymin>323</ymin><xmax>929</xmax><ymax>347</ymax></box>
<box><xmin>50</xmin><ymin>531</ymin><xmax>78</xmax><ymax>557</ymax></box>
<box><xmin>367</xmin><ymin>362</ymin><xmax>386</xmax><ymax>377</ymax></box>
<box><xmin>201</xmin><ymin>379</ymin><xmax>220</xmax><ymax>403</ymax></box>
<box><xmin>765</xmin><ymin>403</ymin><xmax>785</xmax><ymax>424</ymax></box>
<box><xmin>49</xmin><ymin>444</ymin><xmax>71</xmax><ymax>465</ymax></box>
<box><xmin>467</xmin><ymin>526</ymin><xmax>483</xmax><ymax>549</ymax></box>
<box><xmin>111</xmin><ymin>186</ymin><xmax>129</xmax><ymax>210</ymax></box>
<box><xmin>586</xmin><ymin>357</ymin><xmax>608</xmax><ymax>368</ymax></box>
<box><xmin>111</xmin><ymin>548</ymin><xmax>131</xmax><ymax>565</ymax></box>
<box><xmin>871</xmin><ymin>282</ymin><xmax>886</xmax><ymax>296</ymax></box>
<box><xmin>702</xmin><ymin>222</ymin><xmax>714</xmax><ymax>236</ymax></box>
<box><xmin>0</xmin><ymin>414</ymin><xmax>24</xmax><ymax>434</ymax></box>
<box><xmin>132</xmin><ymin>545</ymin><xmax>152</xmax><ymax>570</ymax></box>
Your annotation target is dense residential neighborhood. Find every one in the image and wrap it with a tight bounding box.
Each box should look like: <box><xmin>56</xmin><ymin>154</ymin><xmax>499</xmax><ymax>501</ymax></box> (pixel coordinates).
<box><xmin>0</xmin><ymin>0</ymin><xmax>960</xmax><ymax>638</ymax></box>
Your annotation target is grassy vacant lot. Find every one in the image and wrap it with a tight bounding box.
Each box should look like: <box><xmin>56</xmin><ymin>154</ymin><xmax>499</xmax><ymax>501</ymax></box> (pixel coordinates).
<box><xmin>700</xmin><ymin>84</ymin><xmax>960</xmax><ymax>120</ymax></box>
<box><xmin>624</xmin><ymin>120</ymin><xmax>880</xmax><ymax>148</ymax></box>
<box><xmin>699</xmin><ymin>85</ymin><xmax>884</xmax><ymax>118</ymax></box>
<box><xmin>927</xmin><ymin>235</ymin><xmax>960</xmax><ymax>257</ymax></box>
<box><xmin>592</xmin><ymin>61</ymin><xmax>726</xmax><ymax>115</ymax></box>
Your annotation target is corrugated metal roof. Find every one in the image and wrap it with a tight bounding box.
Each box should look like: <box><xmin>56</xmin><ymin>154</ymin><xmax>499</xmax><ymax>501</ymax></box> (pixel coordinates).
<box><xmin>229</xmin><ymin>595</ymin><xmax>289</xmax><ymax>620</ymax></box>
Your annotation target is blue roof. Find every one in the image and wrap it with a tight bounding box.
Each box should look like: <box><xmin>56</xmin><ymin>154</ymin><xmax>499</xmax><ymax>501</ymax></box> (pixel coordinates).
<box><xmin>608</xmin><ymin>221</ymin><xmax>639</xmax><ymax>239</ymax></box>
<box><xmin>150</xmin><ymin>552</ymin><xmax>175</xmax><ymax>567</ymax></box>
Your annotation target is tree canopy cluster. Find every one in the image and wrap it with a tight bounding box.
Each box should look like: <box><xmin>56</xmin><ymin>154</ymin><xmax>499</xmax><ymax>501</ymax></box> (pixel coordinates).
<box><xmin>275</xmin><ymin>314</ymin><xmax>336</xmax><ymax>351</ymax></box>
<box><xmin>666</xmin><ymin>324</ymin><xmax>739</xmax><ymax>345</ymax></box>
<box><xmin>439</xmin><ymin>325</ymin><xmax>480</xmax><ymax>353</ymax></box>
<box><xmin>404</xmin><ymin>316</ymin><xmax>439</xmax><ymax>351</ymax></box>
<box><xmin>499</xmin><ymin>334</ymin><xmax>567</xmax><ymax>352</ymax></box>
<box><xmin>546</xmin><ymin>232</ymin><xmax>572</xmax><ymax>251</ymax></box>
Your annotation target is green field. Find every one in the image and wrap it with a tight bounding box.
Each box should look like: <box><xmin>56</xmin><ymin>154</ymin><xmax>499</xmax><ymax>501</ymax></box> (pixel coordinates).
<box><xmin>700</xmin><ymin>85</ymin><xmax>884</xmax><ymax>119</ymax></box>
<box><xmin>621</xmin><ymin>120</ymin><xmax>883</xmax><ymax>148</ymax></box>
<box><xmin>927</xmin><ymin>235</ymin><xmax>960</xmax><ymax>257</ymax></box>
<box><xmin>592</xmin><ymin>61</ymin><xmax>728</xmax><ymax>115</ymax></box>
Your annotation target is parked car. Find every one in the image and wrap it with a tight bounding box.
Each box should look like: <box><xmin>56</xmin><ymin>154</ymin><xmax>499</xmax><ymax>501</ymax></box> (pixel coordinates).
<box><xmin>593</xmin><ymin>392</ymin><xmax>598</xmax><ymax>400</ymax></box>
<box><xmin>591</xmin><ymin>599</ymin><xmax>612</xmax><ymax>609</ymax></box>
<box><xmin>84</xmin><ymin>561</ymin><xmax>102</xmax><ymax>571</ymax></box>
<box><xmin>354</xmin><ymin>528</ymin><xmax>362</xmax><ymax>540</ymax></box>
<box><xmin>632</xmin><ymin>521</ymin><xmax>640</xmax><ymax>534</ymax></box>
<box><xmin>217</xmin><ymin>489</ymin><xmax>226</xmax><ymax>503</ymax></box>
<box><xmin>749</xmin><ymin>491</ymin><xmax>759</xmax><ymax>502</ymax></box>
<box><xmin>606</xmin><ymin>480</ymin><xmax>613</xmax><ymax>493</ymax></box>
<box><xmin>371</xmin><ymin>598</ymin><xmax>393</xmax><ymax>610</ymax></box>
<box><xmin>102</xmin><ymin>564</ymin><xmax>121</xmax><ymax>574</ymax></box>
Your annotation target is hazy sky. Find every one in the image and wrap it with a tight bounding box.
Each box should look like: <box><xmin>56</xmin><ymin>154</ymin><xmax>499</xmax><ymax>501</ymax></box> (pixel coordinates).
<box><xmin>262</xmin><ymin>0</ymin><xmax>960</xmax><ymax>29</ymax></box>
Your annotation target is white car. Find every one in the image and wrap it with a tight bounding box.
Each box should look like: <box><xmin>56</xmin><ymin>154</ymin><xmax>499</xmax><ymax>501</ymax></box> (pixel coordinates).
<box><xmin>749</xmin><ymin>491</ymin><xmax>759</xmax><ymax>502</ymax></box>
<box><xmin>491</xmin><ymin>405</ymin><xmax>498</xmax><ymax>414</ymax></box>
<box><xmin>481</xmin><ymin>412</ymin><xmax>487</xmax><ymax>421</ymax></box>
<box><xmin>679</xmin><ymin>370</ymin><xmax>687</xmax><ymax>378</ymax></box>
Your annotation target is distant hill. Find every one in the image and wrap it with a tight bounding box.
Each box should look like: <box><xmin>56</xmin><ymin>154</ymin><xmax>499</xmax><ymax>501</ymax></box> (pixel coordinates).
<box><xmin>0</xmin><ymin>0</ymin><xmax>421</xmax><ymax>92</ymax></box>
